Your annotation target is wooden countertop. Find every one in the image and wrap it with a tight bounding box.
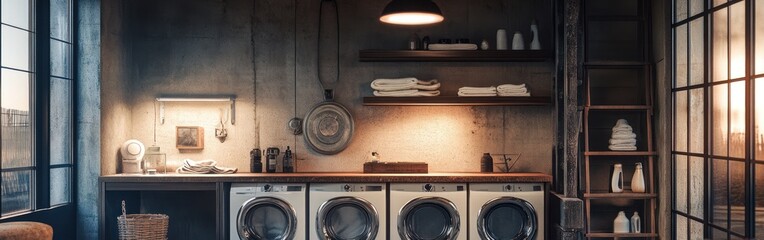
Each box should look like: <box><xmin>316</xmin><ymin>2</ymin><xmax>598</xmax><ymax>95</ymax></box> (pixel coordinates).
<box><xmin>100</xmin><ymin>172</ymin><xmax>552</xmax><ymax>183</ymax></box>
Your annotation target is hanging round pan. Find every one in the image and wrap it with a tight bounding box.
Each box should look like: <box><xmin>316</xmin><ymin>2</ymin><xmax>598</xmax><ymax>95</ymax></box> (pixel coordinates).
<box><xmin>303</xmin><ymin>90</ymin><xmax>354</xmax><ymax>155</ymax></box>
<box><xmin>303</xmin><ymin>0</ymin><xmax>352</xmax><ymax>155</ymax></box>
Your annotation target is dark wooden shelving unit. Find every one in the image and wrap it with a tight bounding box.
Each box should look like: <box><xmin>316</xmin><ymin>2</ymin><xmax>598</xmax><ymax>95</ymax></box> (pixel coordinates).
<box><xmin>362</xmin><ymin>96</ymin><xmax>551</xmax><ymax>106</ymax></box>
<box><xmin>581</xmin><ymin>0</ymin><xmax>657</xmax><ymax>238</ymax></box>
<box><xmin>358</xmin><ymin>50</ymin><xmax>552</xmax><ymax>62</ymax></box>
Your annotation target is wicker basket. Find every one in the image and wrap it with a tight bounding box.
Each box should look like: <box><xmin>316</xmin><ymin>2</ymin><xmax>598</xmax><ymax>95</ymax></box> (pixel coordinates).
<box><xmin>117</xmin><ymin>200</ymin><xmax>169</xmax><ymax>240</ymax></box>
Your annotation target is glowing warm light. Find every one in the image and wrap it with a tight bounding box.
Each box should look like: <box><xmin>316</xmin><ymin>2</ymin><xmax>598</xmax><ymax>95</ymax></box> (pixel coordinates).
<box><xmin>380</xmin><ymin>12</ymin><xmax>444</xmax><ymax>25</ymax></box>
<box><xmin>730</xmin><ymin>82</ymin><xmax>745</xmax><ymax>134</ymax></box>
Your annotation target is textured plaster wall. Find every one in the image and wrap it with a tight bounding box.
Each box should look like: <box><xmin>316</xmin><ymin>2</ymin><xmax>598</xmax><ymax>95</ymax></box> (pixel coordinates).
<box><xmin>101</xmin><ymin>0</ymin><xmax>131</xmax><ymax>175</ymax></box>
<box><xmin>102</xmin><ymin>0</ymin><xmax>555</xmax><ymax>174</ymax></box>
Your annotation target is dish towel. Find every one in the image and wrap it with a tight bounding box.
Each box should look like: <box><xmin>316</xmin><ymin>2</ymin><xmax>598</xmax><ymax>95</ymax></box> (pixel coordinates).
<box><xmin>176</xmin><ymin>159</ymin><xmax>238</xmax><ymax>174</ymax></box>
<box><xmin>608</xmin><ymin>119</ymin><xmax>638</xmax><ymax>151</ymax></box>
<box><xmin>371</xmin><ymin>78</ymin><xmax>440</xmax><ymax>91</ymax></box>
<box><xmin>427</xmin><ymin>43</ymin><xmax>479</xmax><ymax>51</ymax></box>
<box><xmin>458</xmin><ymin>86</ymin><xmax>497</xmax><ymax>96</ymax></box>
<box><xmin>497</xmin><ymin>83</ymin><xmax>532</xmax><ymax>97</ymax></box>
<box><xmin>373</xmin><ymin>89</ymin><xmax>441</xmax><ymax>97</ymax></box>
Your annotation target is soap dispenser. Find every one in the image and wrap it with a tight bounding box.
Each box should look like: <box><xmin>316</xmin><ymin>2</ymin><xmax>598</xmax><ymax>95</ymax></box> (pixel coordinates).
<box><xmin>283</xmin><ymin>146</ymin><xmax>294</xmax><ymax>173</ymax></box>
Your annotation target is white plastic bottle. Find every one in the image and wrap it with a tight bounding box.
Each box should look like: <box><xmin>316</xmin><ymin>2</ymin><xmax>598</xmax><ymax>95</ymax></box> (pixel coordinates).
<box><xmin>613</xmin><ymin>211</ymin><xmax>630</xmax><ymax>233</ymax></box>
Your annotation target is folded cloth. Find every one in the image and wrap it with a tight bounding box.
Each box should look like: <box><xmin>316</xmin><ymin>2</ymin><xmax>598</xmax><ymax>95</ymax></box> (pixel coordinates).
<box><xmin>497</xmin><ymin>83</ymin><xmax>527</xmax><ymax>91</ymax></box>
<box><xmin>615</xmin><ymin>119</ymin><xmax>629</xmax><ymax>126</ymax></box>
<box><xmin>609</xmin><ymin>138</ymin><xmax>637</xmax><ymax>145</ymax></box>
<box><xmin>176</xmin><ymin>159</ymin><xmax>238</xmax><ymax>174</ymax></box>
<box><xmin>611</xmin><ymin>132</ymin><xmax>637</xmax><ymax>139</ymax></box>
<box><xmin>609</xmin><ymin>145</ymin><xmax>637</xmax><ymax>151</ymax></box>
<box><xmin>373</xmin><ymin>90</ymin><xmax>440</xmax><ymax>97</ymax></box>
<box><xmin>498</xmin><ymin>92</ymin><xmax>531</xmax><ymax>97</ymax></box>
<box><xmin>371</xmin><ymin>78</ymin><xmax>440</xmax><ymax>91</ymax></box>
<box><xmin>458</xmin><ymin>86</ymin><xmax>497</xmax><ymax>96</ymax></box>
<box><xmin>428</xmin><ymin>43</ymin><xmax>479</xmax><ymax>50</ymax></box>
<box><xmin>497</xmin><ymin>88</ymin><xmax>528</xmax><ymax>94</ymax></box>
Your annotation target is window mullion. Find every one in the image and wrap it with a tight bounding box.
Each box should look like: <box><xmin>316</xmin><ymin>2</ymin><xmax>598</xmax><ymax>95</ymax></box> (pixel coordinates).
<box><xmin>34</xmin><ymin>0</ymin><xmax>50</xmax><ymax>210</ymax></box>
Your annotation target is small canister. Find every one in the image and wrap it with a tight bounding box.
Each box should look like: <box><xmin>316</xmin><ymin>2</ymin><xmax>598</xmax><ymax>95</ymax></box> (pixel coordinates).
<box><xmin>481</xmin><ymin>153</ymin><xmax>493</xmax><ymax>173</ymax></box>
<box><xmin>250</xmin><ymin>148</ymin><xmax>262</xmax><ymax>173</ymax></box>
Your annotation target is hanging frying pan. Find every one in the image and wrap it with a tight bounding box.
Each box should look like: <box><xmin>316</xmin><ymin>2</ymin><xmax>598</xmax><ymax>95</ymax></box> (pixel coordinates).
<box><xmin>303</xmin><ymin>0</ymin><xmax>353</xmax><ymax>155</ymax></box>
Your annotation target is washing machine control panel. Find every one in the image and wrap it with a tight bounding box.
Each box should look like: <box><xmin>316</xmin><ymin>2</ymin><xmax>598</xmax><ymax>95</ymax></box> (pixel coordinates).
<box><xmin>388</xmin><ymin>183</ymin><xmax>465</xmax><ymax>192</ymax></box>
<box><xmin>332</xmin><ymin>184</ymin><xmax>384</xmax><ymax>192</ymax></box>
<box><xmin>503</xmin><ymin>183</ymin><xmax>543</xmax><ymax>192</ymax></box>
<box><xmin>258</xmin><ymin>184</ymin><xmax>303</xmax><ymax>192</ymax></box>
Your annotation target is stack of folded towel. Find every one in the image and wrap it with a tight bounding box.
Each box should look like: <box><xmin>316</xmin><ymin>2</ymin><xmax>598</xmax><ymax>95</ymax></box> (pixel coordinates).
<box><xmin>176</xmin><ymin>159</ymin><xmax>238</xmax><ymax>174</ymax></box>
<box><xmin>371</xmin><ymin>78</ymin><xmax>441</xmax><ymax>97</ymax></box>
<box><xmin>497</xmin><ymin>83</ymin><xmax>531</xmax><ymax>97</ymax></box>
<box><xmin>458</xmin><ymin>86</ymin><xmax>497</xmax><ymax>96</ymax></box>
<box><xmin>427</xmin><ymin>43</ymin><xmax>479</xmax><ymax>51</ymax></box>
<box><xmin>609</xmin><ymin>119</ymin><xmax>637</xmax><ymax>151</ymax></box>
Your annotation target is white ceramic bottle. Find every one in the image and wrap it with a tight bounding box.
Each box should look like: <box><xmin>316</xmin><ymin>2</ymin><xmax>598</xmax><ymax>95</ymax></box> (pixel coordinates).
<box><xmin>613</xmin><ymin>211</ymin><xmax>630</xmax><ymax>233</ymax></box>
<box><xmin>631</xmin><ymin>162</ymin><xmax>646</xmax><ymax>193</ymax></box>
<box><xmin>631</xmin><ymin>211</ymin><xmax>641</xmax><ymax>233</ymax></box>
<box><xmin>530</xmin><ymin>20</ymin><xmax>541</xmax><ymax>50</ymax></box>
<box><xmin>511</xmin><ymin>31</ymin><xmax>525</xmax><ymax>50</ymax></box>
<box><xmin>496</xmin><ymin>29</ymin><xmax>508</xmax><ymax>50</ymax></box>
<box><xmin>611</xmin><ymin>163</ymin><xmax>624</xmax><ymax>193</ymax></box>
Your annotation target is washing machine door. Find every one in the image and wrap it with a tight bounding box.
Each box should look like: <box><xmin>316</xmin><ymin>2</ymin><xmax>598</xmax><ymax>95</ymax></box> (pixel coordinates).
<box><xmin>477</xmin><ymin>197</ymin><xmax>537</xmax><ymax>240</ymax></box>
<box><xmin>237</xmin><ymin>197</ymin><xmax>297</xmax><ymax>240</ymax></box>
<box><xmin>316</xmin><ymin>196</ymin><xmax>379</xmax><ymax>240</ymax></box>
<box><xmin>398</xmin><ymin>197</ymin><xmax>460</xmax><ymax>240</ymax></box>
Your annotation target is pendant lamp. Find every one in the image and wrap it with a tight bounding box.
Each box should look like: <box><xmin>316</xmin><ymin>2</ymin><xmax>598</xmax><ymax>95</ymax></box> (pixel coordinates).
<box><xmin>379</xmin><ymin>0</ymin><xmax>444</xmax><ymax>25</ymax></box>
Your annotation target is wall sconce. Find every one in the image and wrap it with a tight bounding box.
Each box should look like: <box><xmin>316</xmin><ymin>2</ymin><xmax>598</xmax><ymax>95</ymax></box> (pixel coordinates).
<box><xmin>380</xmin><ymin>0</ymin><xmax>444</xmax><ymax>25</ymax></box>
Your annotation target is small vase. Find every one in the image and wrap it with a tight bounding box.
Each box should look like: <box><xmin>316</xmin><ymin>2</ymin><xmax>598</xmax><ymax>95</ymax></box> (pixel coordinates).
<box><xmin>611</xmin><ymin>164</ymin><xmax>624</xmax><ymax>193</ymax></box>
<box><xmin>480</xmin><ymin>39</ymin><xmax>490</xmax><ymax>50</ymax></box>
<box><xmin>631</xmin><ymin>163</ymin><xmax>646</xmax><ymax>193</ymax></box>
<box><xmin>511</xmin><ymin>31</ymin><xmax>525</xmax><ymax>50</ymax></box>
<box><xmin>530</xmin><ymin>20</ymin><xmax>541</xmax><ymax>50</ymax></box>
<box><xmin>613</xmin><ymin>211</ymin><xmax>630</xmax><ymax>233</ymax></box>
<box><xmin>496</xmin><ymin>29</ymin><xmax>508</xmax><ymax>50</ymax></box>
<box><xmin>631</xmin><ymin>211</ymin><xmax>641</xmax><ymax>233</ymax></box>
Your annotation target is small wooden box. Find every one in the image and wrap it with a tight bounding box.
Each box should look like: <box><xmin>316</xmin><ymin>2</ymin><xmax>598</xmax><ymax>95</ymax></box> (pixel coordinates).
<box><xmin>363</xmin><ymin>162</ymin><xmax>428</xmax><ymax>173</ymax></box>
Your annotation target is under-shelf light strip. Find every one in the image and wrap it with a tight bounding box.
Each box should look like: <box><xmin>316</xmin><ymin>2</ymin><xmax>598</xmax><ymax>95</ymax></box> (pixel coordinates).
<box><xmin>155</xmin><ymin>97</ymin><xmax>236</xmax><ymax>125</ymax></box>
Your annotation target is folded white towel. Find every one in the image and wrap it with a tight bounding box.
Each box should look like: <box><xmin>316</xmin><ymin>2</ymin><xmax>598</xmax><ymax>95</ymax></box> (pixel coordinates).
<box><xmin>609</xmin><ymin>138</ymin><xmax>637</xmax><ymax>145</ymax></box>
<box><xmin>609</xmin><ymin>145</ymin><xmax>637</xmax><ymax>151</ymax></box>
<box><xmin>612</xmin><ymin>125</ymin><xmax>633</xmax><ymax>132</ymax></box>
<box><xmin>373</xmin><ymin>90</ymin><xmax>440</xmax><ymax>97</ymax></box>
<box><xmin>498</xmin><ymin>92</ymin><xmax>531</xmax><ymax>97</ymax></box>
<box><xmin>458</xmin><ymin>86</ymin><xmax>496</xmax><ymax>92</ymax></box>
<box><xmin>428</xmin><ymin>43</ymin><xmax>479</xmax><ymax>51</ymax></box>
<box><xmin>615</xmin><ymin>119</ymin><xmax>629</xmax><ymax>127</ymax></box>
<box><xmin>611</xmin><ymin>132</ymin><xmax>637</xmax><ymax>139</ymax></box>
<box><xmin>371</xmin><ymin>78</ymin><xmax>440</xmax><ymax>91</ymax></box>
<box><xmin>176</xmin><ymin>159</ymin><xmax>238</xmax><ymax>174</ymax></box>
<box><xmin>497</xmin><ymin>84</ymin><xmax>527</xmax><ymax>91</ymax></box>
<box><xmin>497</xmin><ymin>88</ymin><xmax>528</xmax><ymax>94</ymax></box>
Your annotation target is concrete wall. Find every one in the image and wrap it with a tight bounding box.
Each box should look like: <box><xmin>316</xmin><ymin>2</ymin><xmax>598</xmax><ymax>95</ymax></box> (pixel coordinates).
<box><xmin>101</xmin><ymin>0</ymin><xmax>556</xmax><ymax>174</ymax></box>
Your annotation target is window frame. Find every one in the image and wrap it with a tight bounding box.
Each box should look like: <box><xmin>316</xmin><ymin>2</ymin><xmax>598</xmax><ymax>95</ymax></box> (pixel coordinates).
<box><xmin>0</xmin><ymin>0</ymin><xmax>76</xmax><ymax>219</ymax></box>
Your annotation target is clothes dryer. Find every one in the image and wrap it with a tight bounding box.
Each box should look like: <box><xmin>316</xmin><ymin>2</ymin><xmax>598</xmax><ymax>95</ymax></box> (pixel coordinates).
<box><xmin>229</xmin><ymin>183</ymin><xmax>306</xmax><ymax>240</ymax></box>
<box><xmin>389</xmin><ymin>183</ymin><xmax>467</xmax><ymax>240</ymax></box>
<box><xmin>469</xmin><ymin>183</ymin><xmax>545</xmax><ymax>240</ymax></box>
<box><xmin>309</xmin><ymin>183</ymin><xmax>386</xmax><ymax>240</ymax></box>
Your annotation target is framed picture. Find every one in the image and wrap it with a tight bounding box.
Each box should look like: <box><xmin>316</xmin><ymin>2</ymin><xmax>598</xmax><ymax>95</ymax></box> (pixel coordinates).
<box><xmin>176</xmin><ymin>126</ymin><xmax>204</xmax><ymax>150</ymax></box>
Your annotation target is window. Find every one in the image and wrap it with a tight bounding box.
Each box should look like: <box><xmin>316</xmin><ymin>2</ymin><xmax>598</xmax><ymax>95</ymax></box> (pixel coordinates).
<box><xmin>671</xmin><ymin>0</ymin><xmax>764</xmax><ymax>238</ymax></box>
<box><xmin>0</xmin><ymin>0</ymin><xmax>73</xmax><ymax>217</ymax></box>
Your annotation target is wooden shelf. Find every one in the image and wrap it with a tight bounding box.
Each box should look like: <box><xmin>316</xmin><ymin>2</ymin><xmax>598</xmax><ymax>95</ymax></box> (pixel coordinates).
<box><xmin>586</xmin><ymin>105</ymin><xmax>652</xmax><ymax>110</ymax></box>
<box><xmin>584</xmin><ymin>151</ymin><xmax>656</xmax><ymax>156</ymax></box>
<box><xmin>586</xmin><ymin>233</ymin><xmax>658</xmax><ymax>238</ymax></box>
<box><xmin>358</xmin><ymin>50</ymin><xmax>552</xmax><ymax>62</ymax></box>
<box><xmin>362</xmin><ymin>96</ymin><xmax>551</xmax><ymax>106</ymax></box>
<box><xmin>584</xmin><ymin>192</ymin><xmax>657</xmax><ymax>199</ymax></box>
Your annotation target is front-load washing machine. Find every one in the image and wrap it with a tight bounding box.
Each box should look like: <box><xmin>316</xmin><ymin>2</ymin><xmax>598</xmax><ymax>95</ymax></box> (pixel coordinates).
<box><xmin>469</xmin><ymin>183</ymin><xmax>545</xmax><ymax>240</ymax></box>
<box><xmin>230</xmin><ymin>183</ymin><xmax>306</xmax><ymax>240</ymax></box>
<box><xmin>309</xmin><ymin>183</ymin><xmax>386</xmax><ymax>240</ymax></box>
<box><xmin>390</xmin><ymin>183</ymin><xmax>467</xmax><ymax>240</ymax></box>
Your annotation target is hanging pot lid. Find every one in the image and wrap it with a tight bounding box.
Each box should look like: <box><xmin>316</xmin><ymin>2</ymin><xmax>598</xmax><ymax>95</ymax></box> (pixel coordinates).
<box><xmin>303</xmin><ymin>92</ymin><xmax>354</xmax><ymax>155</ymax></box>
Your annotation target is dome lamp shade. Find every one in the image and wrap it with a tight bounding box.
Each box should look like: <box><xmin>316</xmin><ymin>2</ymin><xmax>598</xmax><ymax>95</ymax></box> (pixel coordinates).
<box><xmin>379</xmin><ymin>0</ymin><xmax>444</xmax><ymax>25</ymax></box>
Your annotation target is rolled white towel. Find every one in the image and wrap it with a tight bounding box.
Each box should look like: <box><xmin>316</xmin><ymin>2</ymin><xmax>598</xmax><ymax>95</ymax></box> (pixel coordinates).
<box><xmin>609</xmin><ymin>145</ymin><xmax>637</xmax><ymax>151</ymax></box>
<box><xmin>609</xmin><ymin>138</ymin><xmax>637</xmax><ymax>145</ymax></box>
<box><xmin>612</xmin><ymin>125</ymin><xmax>633</xmax><ymax>132</ymax></box>
<box><xmin>373</xmin><ymin>90</ymin><xmax>440</xmax><ymax>97</ymax></box>
<box><xmin>428</xmin><ymin>43</ymin><xmax>479</xmax><ymax>50</ymax></box>
<box><xmin>498</xmin><ymin>92</ymin><xmax>531</xmax><ymax>97</ymax></box>
<box><xmin>371</xmin><ymin>78</ymin><xmax>440</xmax><ymax>91</ymax></box>
<box><xmin>615</xmin><ymin>119</ymin><xmax>629</xmax><ymax>127</ymax></box>
<box><xmin>497</xmin><ymin>83</ymin><xmax>527</xmax><ymax>91</ymax></box>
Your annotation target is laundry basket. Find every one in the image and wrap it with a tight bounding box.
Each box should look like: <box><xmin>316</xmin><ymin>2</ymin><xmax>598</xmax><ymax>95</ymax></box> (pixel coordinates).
<box><xmin>117</xmin><ymin>200</ymin><xmax>169</xmax><ymax>240</ymax></box>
